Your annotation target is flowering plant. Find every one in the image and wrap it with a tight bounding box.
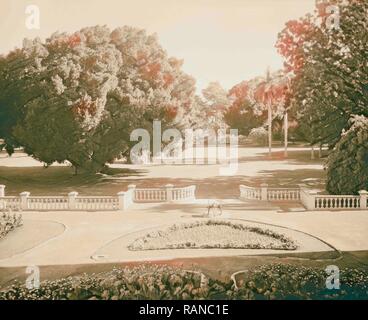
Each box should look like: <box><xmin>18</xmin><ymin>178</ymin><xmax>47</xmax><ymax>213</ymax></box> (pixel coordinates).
<box><xmin>128</xmin><ymin>220</ymin><xmax>297</xmax><ymax>251</ymax></box>
<box><xmin>0</xmin><ymin>209</ymin><xmax>22</xmax><ymax>240</ymax></box>
<box><xmin>1</xmin><ymin>264</ymin><xmax>367</xmax><ymax>300</ymax></box>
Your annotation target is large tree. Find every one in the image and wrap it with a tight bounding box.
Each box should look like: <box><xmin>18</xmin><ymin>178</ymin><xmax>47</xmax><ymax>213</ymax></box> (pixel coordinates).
<box><xmin>224</xmin><ymin>71</ymin><xmax>292</xmax><ymax>146</ymax></box>
<box><xmin>276</xmin><ymin>0</ymin><xmax>368</xmax><ymax>147</ymax></box>
<box><xmin>326</xmin><ymin>115</ymin><xmax>368</xmax><ymax>194</ymax></box>
<box><xmin>277</xmin><ymin>0</ymin><xmax>368</xmax><ymax>193</ymax></box>
<box><xmin>224</xmin><ymin>80</ymin><xmax>264</xmax><ymax>136</ymax></box>
<box><xmin>0</xmin><ymin>26</ymin><xmax>196</xmax><ymax>172</ymax></box>
<box><xmin>201</xmin><ymin>81</ymin><xmax>230</xmax><ymax>131</ymax></box>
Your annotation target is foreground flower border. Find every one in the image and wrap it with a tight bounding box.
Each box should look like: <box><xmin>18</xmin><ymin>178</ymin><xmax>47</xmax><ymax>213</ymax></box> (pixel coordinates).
<box><xmin>1</xmin><ymin>264</ymin><xmax>367</xmax><ymax>300</ymax></box>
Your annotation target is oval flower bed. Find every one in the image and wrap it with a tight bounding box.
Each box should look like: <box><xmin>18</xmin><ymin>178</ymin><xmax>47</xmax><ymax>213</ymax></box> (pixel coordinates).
<box><xmin>128</xmin><ymin>220</ymin><xmax>297</xmax><ymax>251</ymax></box>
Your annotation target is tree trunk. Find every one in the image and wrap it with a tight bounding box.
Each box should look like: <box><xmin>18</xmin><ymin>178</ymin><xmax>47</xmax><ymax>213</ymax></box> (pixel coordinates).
<box><xmin>268</xmin><ymin>103</ymin><xmax>272</xmax><ymax>157</ymax></box>
<box><xmin>311</xmin><ymin>145</ymin><xmax>315</xmax><ymax>160</ymax></box>
<box><xmin>284</xmin><ymin>111</ymin><xmax>288</xmax><ymax>157</ymax></box>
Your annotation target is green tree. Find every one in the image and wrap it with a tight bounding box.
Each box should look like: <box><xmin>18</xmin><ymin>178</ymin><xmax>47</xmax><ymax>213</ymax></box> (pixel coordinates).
<box><xmin>0</xmin><ymin>26</ymin><xmax>196</xmax><ymax>172</ymax></box>
<box><xmin>225</xmin><ymin>80</ymin><xmax>265</xmax><ymax>137</ymax></box>
<box><xmin>326</xmin><ymin>115</ymin><xmax>368</xmax><ymax>194</ymax></box>
<box><xmin>277</xmin><ymin>0</ymin><xmax>368</xmax><ymax>147</ymax></box>
<box><xmin>224</xmin><ymin>100</ymin><xmax>263</xmax><ymax>137</ymax></box>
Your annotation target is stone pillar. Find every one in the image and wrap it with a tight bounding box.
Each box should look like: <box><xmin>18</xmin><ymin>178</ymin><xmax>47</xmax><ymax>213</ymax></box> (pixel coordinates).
<box><xmin>165</xmin><ymin>184</ymin><xmax>174</xmax><ymax>202</ymax></box>
<box><xmin>0</xmin><ymin>185</ymin><xmax>5</xmax><ymax>197</ymax></box>
<box><xmin>306</xmin><ymin>190</ymin><xmax>317</xmax><ymax>211</ymax></box>
<box><xmin>299</xmin><ymin>185</ymin><xmax>316</xmax><ymax>211</ymax></box>
<box><xmin>191</xmin><ymin>185</ymin><xmax>196</xmax><ymax>200</ymax></box>
<box><xmin>127</xmin><ymin>184</ymin><xmax>136</xmax><ymax>204</ymax></box>
<box><xmin>359</xmin><ymin>190</ymin><xmax>367</xmax><ymax>210</ymax></box>
<box><xmin>20</xmin><ymin>192</ymin><xmax>30</xmax><ymax>210</ymax></box>
<box><xmin>68</xmin><ymin>191</ymin><xmax>78</xmax><ymax>210</ymax></box>
<box><xmin>260</xmin><ymin>183</ymin><xmax>268</xmax><ymax>201</ymax></box>
<box><xmin>117</xmin><ymin>191</ymin><xmax>127</xmax><ymax>211</ymax></box>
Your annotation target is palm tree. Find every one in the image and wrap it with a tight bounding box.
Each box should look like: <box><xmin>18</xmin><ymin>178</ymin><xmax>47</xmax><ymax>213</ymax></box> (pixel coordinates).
<box><xmin>251</xmin><ymin>69</ymin><xmax>292</xmax><ymax>157</ymax></box>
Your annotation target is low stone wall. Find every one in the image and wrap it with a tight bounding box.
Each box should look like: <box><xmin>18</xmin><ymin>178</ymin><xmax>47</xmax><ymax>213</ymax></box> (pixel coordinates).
<box><xmin>0</xmin><ymin>184</ymin><xmax>197</xmax><ymax>212</ymax></box>
<box><xmin>240</xmin><ymin>184</ymin><xmax>367</xmax><ymax>211</ymax></box>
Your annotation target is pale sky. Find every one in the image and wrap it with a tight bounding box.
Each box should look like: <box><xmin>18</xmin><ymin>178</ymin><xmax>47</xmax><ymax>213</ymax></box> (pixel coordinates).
<box><xmin>0</xmin><ymin>0</ymin><xmax>315</xmax><ymax>91</ymax></box>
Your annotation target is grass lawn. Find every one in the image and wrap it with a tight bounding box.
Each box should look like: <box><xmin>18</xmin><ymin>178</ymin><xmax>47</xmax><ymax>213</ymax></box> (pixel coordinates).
<box><xmin>0</xmin><ymin>147</ymin><xmax>327</xmax><ymax>197</ymax></box>
<box><xmin>0</xmin><ymin>165</ymin><xmax>140</xmax><ymax>196</ymax></box>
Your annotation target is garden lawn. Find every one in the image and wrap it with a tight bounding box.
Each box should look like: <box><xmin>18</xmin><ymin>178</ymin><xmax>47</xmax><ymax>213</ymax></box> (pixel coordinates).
<box><xmin>0</xmin><ymin>146</ymin><xmax>326</xmax><ymax>198</ymax></box>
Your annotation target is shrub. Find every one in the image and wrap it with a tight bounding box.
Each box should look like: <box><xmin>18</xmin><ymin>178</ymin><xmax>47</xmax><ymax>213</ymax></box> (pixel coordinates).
<box><xmin>231</xmin><ymin>264</ymin><xmax>368</xmax><ymax>300</ymax></box>
<box><xmin>0</xmin><ymin>265</ymin><xmax>230</xmax><ymax>300</ymax></box>
<box><xmin>248</xmin><ymin>127</ymin><xmax>268</xmax><ymax>146</ymax></box>
<box><xmin>0</xmin><ymin>209</ymin><xmax>22</xmax><ymax>240</ymax></box>
<box><xmin>1</xmin><ymin>264</ymin><xmax>367</xmax><ymax>300</ymax></box>
<box><xmin>326</xmin><ymin>115</ymin><xmax>368</xmax><ymax>195</ymax></box>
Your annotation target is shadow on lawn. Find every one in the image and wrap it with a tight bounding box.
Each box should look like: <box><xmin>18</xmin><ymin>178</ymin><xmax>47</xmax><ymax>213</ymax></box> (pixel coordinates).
<box><xmin>255</xmin><ymin>168</ymin><xmax>326</xmax><ymax>189</ymax></box>
<box><xmin>0</xmin><ymin>148</ymin><xmax>327</xmax><ymax>198</ymax></box>
<box><xmin>0</xmin><ymin>166</ymin><xmax>326</xmax><ymax>198</ymax></box>
<box><xmin>119</xmin><ymin>168</ymin><xmax>325</xmax><ymax>199</ymax></box>
<box><xmin>238</xmin><ymin>149</ymin><xmax>328</xmax><ymax>165</ymax></box>
<box><xmin>136</xmin><ymin>201</ymin><xmax>278</xmax><ymax>215</ymax></box>
<box><xmin>0</xmin><ymin>166</ymin><xmax>146</xmax><ymax>196</ymax></box>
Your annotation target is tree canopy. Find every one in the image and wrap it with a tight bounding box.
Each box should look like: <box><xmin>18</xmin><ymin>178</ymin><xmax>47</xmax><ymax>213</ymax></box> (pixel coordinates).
<box><xmin>326</xmin><ymin>115</ymin><xmax>368</xmax><ymax>194</ymax></box>
<box><xmin>0</xmin><ymin>25</ymin><xmax>196</xmax><ymax>172</ymax></box>
<box><xmin>276</xmin><ymin>0</ymin><xmax>368</xmax><ymax>147</ymax></box>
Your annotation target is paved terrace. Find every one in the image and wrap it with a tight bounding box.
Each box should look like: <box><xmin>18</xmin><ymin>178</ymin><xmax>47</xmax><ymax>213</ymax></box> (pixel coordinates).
<box><xmin>0</xmin><ymin>200</ymin><xmax>367</xmax><ymax>267</ymax></box>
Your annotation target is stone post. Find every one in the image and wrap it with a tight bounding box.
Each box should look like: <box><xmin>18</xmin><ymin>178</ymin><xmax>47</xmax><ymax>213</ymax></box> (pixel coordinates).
<box><xmin>191</xmin><ymin>185</ymin><xmax>196</xmax><ymax>200</ymax></box>
<box><xmin>68</xmin><ymin>191</ymin><xmax>78</xmax><ymax>210</ymax></box>
<box><xmin>260</xmin><ymin>183</ymin><xmax>268</xmax><ymax>201</ymax></box>
<box><xmin>0</xmin><ymin>185</ymin><xmax>5</xmax><ymax>197</ymax></box>
<box><xmin>128</xmin><ymin>184</ymin><xmax>136</xmax><ymax>205</ymax></box>
<box><xmin>165</xmin><ymin>184</ymin><xmax>174</xmax><ymax>202</ymax></box>
<box><xmin>306</xmin><ymin>190</ymin><xmax>317</xmax><ymax>211</ymax></box>
<box><xmin>359</xmin><ymin>190</ymin><xmax>367</xmax><ymax>210</ymax></box>
<box><xmin>117</xmin><ymin>191</ymin><xmax>127</xmax><ymax>211</ymax></box>
<box><xmin>299</xmin><ymin>184</ymin><xmax>317</xmax><ymax>211</ymax></box>
<box><xmin>20</xmin><ymin>192</ymin><xmax>30</xmax><ymax>211</ymax></box>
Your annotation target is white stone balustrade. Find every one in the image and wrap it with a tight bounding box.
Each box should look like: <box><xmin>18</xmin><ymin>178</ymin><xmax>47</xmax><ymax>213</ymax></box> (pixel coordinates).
<box><xmin>0</xmin><ymin>184</ymin><xmax>196</xmax><ymax>211</ymax></box>
<box><xmin>240</xmin><ymin>184</ymin><xmax>368</xmax><ymax>211</ymax></box>
<box><xmin>239</xmin><ymin>185</ymin><xmax>261</xmax><ymax>200</ymax></box>
<box><xmin>133</xmin><ymin>185</ymin><xmax>196</xmax><ymax>203</ymax></box>
<box><xmin>314</xmin><ymin>195</ymin><xmax>361</xmax><ymax>210</ymax></box>
<box><xmin>267</xmin><ymin>188</ymin><xmax>300</xmax><ymax>201</ymax></box>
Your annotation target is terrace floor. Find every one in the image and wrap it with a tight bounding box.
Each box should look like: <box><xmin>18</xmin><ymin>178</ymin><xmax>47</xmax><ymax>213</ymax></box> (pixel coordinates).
<box><xmin>0</xmin><ymin>201</ymin><xmax>367</xmax><ymax>268</ymax></box>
